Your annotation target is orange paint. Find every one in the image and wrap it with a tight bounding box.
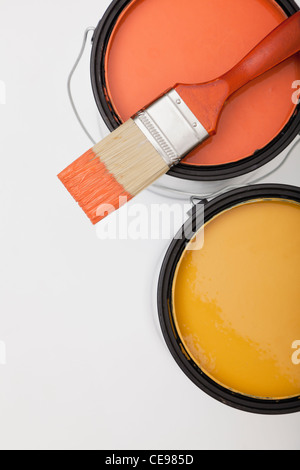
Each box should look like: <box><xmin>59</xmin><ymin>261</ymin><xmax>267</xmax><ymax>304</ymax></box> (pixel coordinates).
<box><xmin>173</xmin><ymin>199</ymin><xmax>300</xmax><ymax>399</ymax></box>
<box><xmin>105</xmin><ymin>0</ymin><xmax>300</xmax><ymax>166</ymax></box>
<box><xmin>58</xmin><ymin>148</ymin><xmax>132</xmax><ymax>224</ymax></box>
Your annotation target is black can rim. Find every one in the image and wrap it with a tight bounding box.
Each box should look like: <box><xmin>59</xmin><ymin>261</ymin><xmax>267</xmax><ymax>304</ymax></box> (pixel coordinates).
<box><xmin>90</xmin><ymin>0</ymin><xmax>300</xmax><ymax>181</ymax></box>
<box><xmin>157</xmin><ymin>184</ymin><xmax>300</xmax><ymax>415</ymax></box>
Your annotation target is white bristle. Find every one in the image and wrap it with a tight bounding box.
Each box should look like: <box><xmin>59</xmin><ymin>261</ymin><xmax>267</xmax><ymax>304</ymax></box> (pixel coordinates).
<box><xmin>93</xmin><ymin>119</ymin><xmax>169</xmax><ymax>197</ymax></box>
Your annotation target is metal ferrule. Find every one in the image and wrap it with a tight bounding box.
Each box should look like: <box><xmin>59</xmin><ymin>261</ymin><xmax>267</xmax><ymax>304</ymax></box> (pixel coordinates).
<box><xmin>133</xmin><ymin>89</ymin><xmax>209</xmax><ymax>168</ymax></box>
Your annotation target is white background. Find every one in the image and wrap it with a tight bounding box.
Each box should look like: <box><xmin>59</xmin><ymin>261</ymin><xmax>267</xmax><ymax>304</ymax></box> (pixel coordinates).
<box><xmin>0</xmin><ymin>0</ymin><xmax>299</xmax><ymax>450</ymax></box>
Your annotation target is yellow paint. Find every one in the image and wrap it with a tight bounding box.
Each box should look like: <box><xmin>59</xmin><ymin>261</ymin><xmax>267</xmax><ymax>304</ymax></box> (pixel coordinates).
<box><xmin>173</xmin><ymin>199</ymin><xmax>300</xmax><ymax>399</ymax></box>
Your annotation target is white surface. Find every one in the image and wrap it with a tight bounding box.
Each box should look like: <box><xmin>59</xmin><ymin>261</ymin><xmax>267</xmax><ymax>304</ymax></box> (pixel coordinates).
<box><xmin>0</xmin><ymin>0</ymin><xmax>299</xmax><ymax>451</ymax></box>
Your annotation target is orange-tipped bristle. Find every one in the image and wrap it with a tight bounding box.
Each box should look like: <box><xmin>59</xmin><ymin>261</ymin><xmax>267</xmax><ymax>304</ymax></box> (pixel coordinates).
<box><xmin>58</xmin><ymin>120</ymin><xmax>169</xmax><ymax>224</ymax></box>
<box><xmin>58</xmin><ymin>148</ymin><xmax>132</xmax><ymax>225</ymax></box>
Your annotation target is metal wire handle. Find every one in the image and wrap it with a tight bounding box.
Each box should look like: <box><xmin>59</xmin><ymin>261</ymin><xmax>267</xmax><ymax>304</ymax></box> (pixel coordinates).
<box><xmin>67</xmin><ymin>26</ymin><xmax>97</xmax><ymax>145</ymax></box>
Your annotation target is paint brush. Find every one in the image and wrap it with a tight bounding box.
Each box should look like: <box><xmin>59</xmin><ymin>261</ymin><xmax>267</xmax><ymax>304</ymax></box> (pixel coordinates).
<box><xmin>58</xmin><ymin>11</ymin><xmax>300</xmax><ymax>224</ymax></box>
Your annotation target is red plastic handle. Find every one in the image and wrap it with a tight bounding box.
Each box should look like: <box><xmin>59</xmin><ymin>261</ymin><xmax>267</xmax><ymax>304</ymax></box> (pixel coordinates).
<box><xmin>175</xmin><ymin>11</ymin><xmax>300</xmax><ymax>134</ymax></box>
<box><xmin>222</xmin><ymin>10</ymin><xmax>300</xmax><ymax>96</ymax></box>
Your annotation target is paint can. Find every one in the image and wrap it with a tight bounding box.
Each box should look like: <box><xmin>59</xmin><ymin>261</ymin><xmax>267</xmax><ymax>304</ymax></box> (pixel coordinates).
<box><xmin>157</xmin><ymin>184</ymin><xmax>300</xmax><ymax>414</ymax></box>
<box><xmin>88</xmin><ymin>0</ymin><xmax>300</xmax><ymax>198</ymax></box>
<box><xmin>68</xmin><ymin>2</ymin><xmax>300</xmax><ymax>414</ymax></box>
